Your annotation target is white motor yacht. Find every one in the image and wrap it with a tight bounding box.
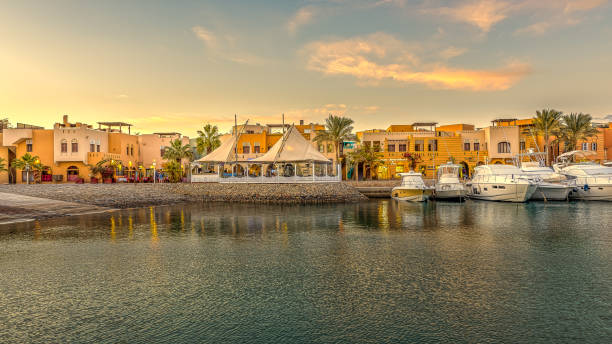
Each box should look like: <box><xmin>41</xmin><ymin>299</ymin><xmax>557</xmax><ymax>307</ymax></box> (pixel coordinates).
<box><xmin>467</xmin><ymin>165</ymin><xmax>537</xmax><ymax>202</ymax></box>
<box><xmin>555</xmin><ymin>163</ymin><xmax>612</xmax><ymax>201</ymax></box>
<box><xmin>520</xmin><ymin>162</ymin><xmax>574</xmax><ymax>201</ymax></box>
<box><xmin>434</xmin><ymin>163</ymin><xmax>466</xmax><ymax>200</ymax></box>
<box><xmin>391</xmin><ymin>171</ymin><xmax>434</xmax><ymax>202</ymax></box>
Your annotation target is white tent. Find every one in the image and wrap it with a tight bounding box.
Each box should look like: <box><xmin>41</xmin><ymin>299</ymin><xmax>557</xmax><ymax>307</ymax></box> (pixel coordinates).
<box><xmin>251</xmin><ymin>126</ymin><xmax>331</xmax><ymax>163</ymax></box>
<box><xmin>196</xmin><ymin>133</ymin><xmax>241</xmax><ymax>163</ymax></box>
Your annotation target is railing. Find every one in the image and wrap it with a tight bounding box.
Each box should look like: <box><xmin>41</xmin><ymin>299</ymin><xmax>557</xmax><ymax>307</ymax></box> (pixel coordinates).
<box><xmin>191</xmin><ymin>165</ymin><xmax>342</xmax><ymax>183</ymax></box>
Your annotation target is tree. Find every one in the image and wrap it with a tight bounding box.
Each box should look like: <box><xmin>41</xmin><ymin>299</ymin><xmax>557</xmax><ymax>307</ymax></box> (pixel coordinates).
<box><xmin>403</xmin><ymin>152</ymin><xmax>422</xmax><ymax>171</ymax></box>
<box><xmin>0</xmin><ymin>157</ymin><xmax>7</xmax><ymax>174</ymax></box>
<box><xmin>11</xmin><ymin>153</ymin><xmax>45</xmax><ymax>184</ymax></box>
<box><xmin>348</xmin><ymin>144</ymin><xmax>383</xmax><ymax>180</ymax></box>
<box><xmin>163</xmin><ymin>160</ymin><xmax>183</xmax><ymax>183</ymax></box>
<box><xmin>88</xmin><ymin>158</ymin><xmax>114</xmax><ymax>180</ymax></box>
<box><xmin>558</xmin><ymin>113</ymin><xmax>599</xmax><ymax>152</ymax></box>
<box><xmin>196</xmin><ymin>124</ymin><xmax>222</xmax><ymax>155</ymax></box>
<box><xmin>163</xmin><ymin>139</ymin><xmax>193</xmax><ymax>162</ymax></box>
<box><xmin>531</xmin><ymin>109</ymin><xmax>563</xmax><ymax>165</ymax></box>
<box><xmin>314</xmin><ymin>114</ymin><xmax>356</xmax><ymax>165</ymax></box>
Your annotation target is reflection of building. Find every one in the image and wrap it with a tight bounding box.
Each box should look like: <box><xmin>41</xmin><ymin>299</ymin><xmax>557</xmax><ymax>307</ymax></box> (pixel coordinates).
<box><xmin>1</xmin><ymin>115</ymin><xmax>189</xmax><ymax>183</ymax></box>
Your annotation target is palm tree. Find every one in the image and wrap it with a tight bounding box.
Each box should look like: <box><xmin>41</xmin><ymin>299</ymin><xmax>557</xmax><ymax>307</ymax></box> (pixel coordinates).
<box><xmin>11</xmin><ymin>153</ymin><xmax>43</xmax><ymax>184</ymax></box>
<box><xmin>88</xmin><ymin>158</ymin><xmax>113</xmax><ymax>181</ymax></box>
<box><xmin>531</xmin><ymin>109</ymin><xmax>563</xmax><ymax>165</ymax></box>
<box><xmin>0</xmin><ymin>157</ymin><xmax>7</xmax><ymax>174</ymax></box>
<box><xmin>348</xmin><ymin>144</ymin><xmax>383</xmax><ymax>180</ymax></box>
<box><xmin>314</xmin><ymin>114</ymin><xmax>356</xmax><ymax>164</ymax></box>
<box><xmin>163</xmin><ymin>139</ymin><xmax>193</xmax><ymax>162</ymax></box>
<box><xmin>558</xmin><ymin>113</ymin><xmax>599</xmax><ymax>152</ymax></box>
<box><xmin>196</xmin><ymin>124</ymin><xmax>222</xmax><ymax>155</ymax></box>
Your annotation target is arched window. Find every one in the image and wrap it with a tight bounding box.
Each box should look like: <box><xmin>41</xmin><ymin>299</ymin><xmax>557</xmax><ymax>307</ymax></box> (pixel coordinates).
<box><xmin>71</xmin><ymin>139</ymin><xmax>78</xmax><ymax>153</ymax></box>
<box><xmin>66</xmin><ymin>166</ymin><xmax>79</xmax><ymax>182</ymax></box>
<box><xmin>60</xmin><ymin>139</ymin><xmax>68</xmax><ymax>153</ymax></box>
<box><xmin>497</xmin><ymin>142</ymin><xmax>511</xmax><ymax>153</ymax></box>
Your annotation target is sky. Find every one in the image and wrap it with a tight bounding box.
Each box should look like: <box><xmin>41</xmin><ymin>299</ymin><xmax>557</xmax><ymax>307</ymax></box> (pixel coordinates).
<box><xmin>1</xmin><ymin>0</ymin><xmax>611</xmax><ymax>136</ymax></box>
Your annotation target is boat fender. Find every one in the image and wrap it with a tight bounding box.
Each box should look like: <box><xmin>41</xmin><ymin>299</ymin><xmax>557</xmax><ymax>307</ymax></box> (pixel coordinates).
<box><xmin>583</xmin><ymin>184</ymin><xmax>590</xmax><ymax>191</ymax></box>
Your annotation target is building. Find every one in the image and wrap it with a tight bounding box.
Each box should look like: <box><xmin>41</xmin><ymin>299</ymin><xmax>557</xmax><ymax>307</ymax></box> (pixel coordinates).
<box><xmin>1</xmin><ymin>116</ymin><xmax>189</xmax><ymax>184</ymax></box>
<box><xmin>356</xmin><ymin>123</ymin><xmax>488</xmax><ymax>179</ymax></box>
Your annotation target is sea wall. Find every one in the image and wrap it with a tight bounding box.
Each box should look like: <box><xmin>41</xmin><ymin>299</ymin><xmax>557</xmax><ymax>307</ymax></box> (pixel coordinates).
<box><xmin>0</xmin><ymin>183</ymin><xmax>367</xmax><ymax>209</ymax></box>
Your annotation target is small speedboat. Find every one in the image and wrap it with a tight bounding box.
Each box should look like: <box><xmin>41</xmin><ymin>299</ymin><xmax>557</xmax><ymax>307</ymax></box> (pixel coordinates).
<box><xmin>391</xmin><ymin>171</ymin><xmax>434</xmax><ymax>202</ymax></box>
<box><xmin>434</xmin><ymin>163</ymin><xmax>466</xmax><ymax>200</ymax></box>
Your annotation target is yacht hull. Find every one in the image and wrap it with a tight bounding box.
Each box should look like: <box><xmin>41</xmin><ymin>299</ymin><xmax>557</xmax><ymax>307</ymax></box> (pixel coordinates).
<box><xmin>391</xmin><ymin>187</ymin><xmax>433</xmax><ymax>202</ymax></box>
<box><xmin>434</xmin><ymin>188</ymin><xmax>466</xmax><ymax>200</ymax></box>
<box><xmin>530</xmin><ymin>183</ymin><xmax>572</xmax><ymax>201</ymax></box>
<box><xmin>570</xmin><ymin>184</ymin><xmax>612</xmax><ymax>201</ymax></box>
<box><xmin>468</xmin><ymin>183</ymin><xmax>537</xmax><ymax>202</ymax></box>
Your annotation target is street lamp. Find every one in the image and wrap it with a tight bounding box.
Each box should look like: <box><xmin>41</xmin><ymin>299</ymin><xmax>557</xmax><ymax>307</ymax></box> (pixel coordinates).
<box><xmin>152</xmin><ymin>160</ymin><xmax>156</xmax><ymax>184</ymax></box>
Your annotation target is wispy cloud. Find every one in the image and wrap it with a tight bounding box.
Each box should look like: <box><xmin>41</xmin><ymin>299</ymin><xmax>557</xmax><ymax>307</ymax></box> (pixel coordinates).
<box><xmin>192</xmin><ymin>25</ymin><xmax>261</xmax><ymax>65</ymax></box>
<box><xmin>303</xmin><ymin>32</ymin><xmax>530</xmax><ymax>91</ymax></box>
<box><xmin>423</xmin><ymin>0</ymin><xmax>607</xmax><ymax>34</ymax></box>
<box><xmin>287</xmin><ymin>6</ymin><xmax>318</xmax><ymax>34</ymax></box>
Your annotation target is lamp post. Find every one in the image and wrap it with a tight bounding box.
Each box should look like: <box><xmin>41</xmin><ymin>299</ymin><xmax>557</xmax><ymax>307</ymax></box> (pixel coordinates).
<box><xmin>152</xmin><ymin>161</ymin><xmax>156</xmax><ymax>184</ymax></box>
<box><xmin>25</xmin><ymin>162</ymin><xmax>30</xmax><ymax>185</ymax></box>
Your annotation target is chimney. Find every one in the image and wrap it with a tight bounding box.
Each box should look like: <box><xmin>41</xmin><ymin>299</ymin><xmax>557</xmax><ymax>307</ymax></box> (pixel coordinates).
<box><xmin>63</xmin><ymin>115</ymin><xmax>68</xmax><ymax>124</ymax></box>
<box><xmin>300</xmin><ymin>119</ymin><xmax>304</xmax><ymax>125</ymax></box>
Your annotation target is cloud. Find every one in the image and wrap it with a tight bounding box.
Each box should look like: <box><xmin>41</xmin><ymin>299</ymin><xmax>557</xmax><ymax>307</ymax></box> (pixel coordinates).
<box><xmin>439</xmin><ymin>46</ymin><xmax>468</xmax><ymax>60</ymax></box>
<box><xmin>287</xmin><ymin>6</ymin><xmax>318</xmax><ymax>34</ymax></box>
<box><xmin>303</xmin><ymin>33</ymin><xmax>530</xmax><ymax>91</ymax></box>
<box><xmin>423</xmin><ymin>0</ymin><xmax>607</xmax><ymax>34</ymax></box>
<box><xmin>192</xmin><ymin>26</ymin><xmax>261</xmax><ymax>65</ymax></box>
<box><xmin>425</xmin><ymin>0</ymin><xmax>511</xmax><ymax>32</ymax></box>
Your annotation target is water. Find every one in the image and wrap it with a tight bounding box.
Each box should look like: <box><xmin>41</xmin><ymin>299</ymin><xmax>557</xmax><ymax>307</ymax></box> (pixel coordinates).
<box><xmin>1</xmin><ymin>200</ymin><xmax>611</xmax><ymax>343</ymax></box>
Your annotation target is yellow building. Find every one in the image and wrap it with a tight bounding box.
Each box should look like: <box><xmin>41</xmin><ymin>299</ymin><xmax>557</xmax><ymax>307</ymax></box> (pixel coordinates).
<box><xmin>357</xmin><ymin>123</ymin><xmax>488</xmax><ymax>179</ymax></box>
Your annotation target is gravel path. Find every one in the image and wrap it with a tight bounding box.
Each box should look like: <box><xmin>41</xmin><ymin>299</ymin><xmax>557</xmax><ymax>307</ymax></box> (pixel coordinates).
<box><xmin>0</xmin><ymin>183</ymin><xmax>367</xmax><ymax>208</ymax></box>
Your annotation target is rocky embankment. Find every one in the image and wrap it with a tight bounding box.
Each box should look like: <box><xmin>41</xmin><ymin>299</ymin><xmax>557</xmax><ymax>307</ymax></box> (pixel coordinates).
<box><xmin>0</xmin><ymin>183</ymin><xmax>367</xmax><ymax>209</ymax></box>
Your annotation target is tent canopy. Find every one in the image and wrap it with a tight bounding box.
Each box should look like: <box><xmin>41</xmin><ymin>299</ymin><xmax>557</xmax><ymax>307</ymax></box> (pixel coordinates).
<box><xmin>251</xmin><ymin>126</ymin><xmax>331</xmax><ymax>163</ymax></box>
<box><xmin>196</xmin><ymin>134</ymin><xmax>238</xmax><ymax>163</ymax></box>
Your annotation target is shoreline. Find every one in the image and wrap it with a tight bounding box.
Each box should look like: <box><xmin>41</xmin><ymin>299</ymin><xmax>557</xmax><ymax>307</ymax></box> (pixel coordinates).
<box><xmin>0</xmin><ymin>183</ymin><xmax>367</xmax><ymax>223</ymax></box>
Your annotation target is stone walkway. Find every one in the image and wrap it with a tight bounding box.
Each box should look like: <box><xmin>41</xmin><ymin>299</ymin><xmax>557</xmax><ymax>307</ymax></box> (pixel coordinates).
<box><xmin>0</xmin><ymin>192</ymin><xmax>115</xmax><ymax>225</ymax></box>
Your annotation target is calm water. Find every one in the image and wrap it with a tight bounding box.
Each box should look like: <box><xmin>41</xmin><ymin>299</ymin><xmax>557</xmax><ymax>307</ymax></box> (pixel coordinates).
<box><xmin>1</xmin><ymin>200</ymin><xmax>611</xmax><ymax>343</ymax></box>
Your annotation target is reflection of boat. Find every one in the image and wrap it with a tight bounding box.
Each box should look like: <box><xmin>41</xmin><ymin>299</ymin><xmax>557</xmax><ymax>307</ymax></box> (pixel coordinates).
<box><xmin>520</xmin><ymin>162</ymin><xmax>574</xmax><ymax>201</ymax></box>
<box><xmin>391</xmin><ymin>171</ymin><xmax>434</xmax><ymax>202</ymax></box>
<box><xmin>553</xmin><ymin>150</ymin><xmax>612</xmax><ymax>201</ymax></box>
<box><xmin>434</xmin><ymin>163</ymin><xmax>466</xmax><ymax>200</ymax></box>
<box><xmin>467</xmin><ymin>165</ymin><xmax>537</xmax><ymax>202</ymax></box>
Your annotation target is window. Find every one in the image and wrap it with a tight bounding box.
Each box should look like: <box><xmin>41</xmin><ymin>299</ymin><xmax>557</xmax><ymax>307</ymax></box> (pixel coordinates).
<box><xmin>414</xmin><ymin>140</ymin><xmax>424</xmax><ymax>152</ymax></box>
<box><xmin>90</xmin><ymin>143</ymin><xmax>95</xmax><ymax>152</ymax></box>
<box><xmin>463</xmin><ymin>140</ymin><xmax>470</xmax><ymax>151</ymax></box>
<box><xmin>327</xmin><ymin>143</ymin><xmax>334</xmax><ymax>153</ymax></box>
<box><xmin>254</xmin><ymin>144</ymin><xmax>260</xmax><ymax>154</ymax></box>
<box><xmin>428</xmin><ymin>139</ymin><xmax>438</xmax><ymax>152</ymax></box>
<box><xmin>398</xmin><ymin>144</ymin><xmax>407</xmax><ymax>152</ymax></box>
<box><xmin>498</xmin><ymin>142</ymin><xmax>511</xmax><ymax>153</ymax></box>
<box><xmin>373</xmin><ymin>141</ymin><xmax>380</xmax><ymax>151</ymax></box>
<box><xmin>473</xmin><ymin>140</ymin><xmax>480</xmax><ymax>151</ymax></box>
<box><xmin>26</xmin><ymin>139</ymin><xmax>33</xmax><ymax>152</ymax></box>
<box><xmin>242</xmin><ymin>143</ymin><xmax>250</xmax><ymax>154</ymax></box>
<box><xmin>61</xmin><ymin>139</ymin><xmax>68</xmax><ymax>153</ymax></box>
<box><xmin>160</xmin><ymin>146</ymin><xmax>166</xmax><ymax>157</ymax></box>
<box><xmin>592</xmin><ymin>142</ymin><xmax>597</xmax><ymax>151</ymax></box>
<box><xmin>96</xmin><ymin>140</ymin><xmax>100</xmax><ymax>152</ymax></box>
<box><xmin>304</xmin><ymin>129</ymin><xmax>311</xmax><ymax>133</ymax></box>
<box><xmin>520</xmin><ymin>141</ymin><xmax>526</xmax><ymax>151</ymax></box>
<box><xmin>582</xmin><ymin>142</ymin><xmax>588</xmax><ymax>150</ymax></box>
<box><xmin>71</xmin><ymin>139</ymin><xmax>78</xmax><ymax>153</ymax></box>
<box><xmin>318</xmin><ymin>143</ymin><xmax>324</xmax><ymax>152</ymax></box>
<box><xmin>363</xmin><ymin>141</ymin><xmax>371</xmax><ymax>148</ymax></box>
<box><xmin>126</xmin><ymin>146</ymin><xmax>130</xmax><ymax>155</ymax></box>
<box><xmin>130</xmin><ymin>145</ymin><xmax>134</xmax><ymax>156</ymax></box>
<box><xmin>387</xmin><ymin>144</ymin><xmax>395</xmax><ymax>152</ymax></box>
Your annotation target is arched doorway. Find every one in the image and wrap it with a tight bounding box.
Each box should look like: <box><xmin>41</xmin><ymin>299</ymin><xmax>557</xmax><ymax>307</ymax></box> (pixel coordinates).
<box><xmin>66</xmin><ymin>166</ymin><xmax>79</xmax><ymax>182</ymax></box>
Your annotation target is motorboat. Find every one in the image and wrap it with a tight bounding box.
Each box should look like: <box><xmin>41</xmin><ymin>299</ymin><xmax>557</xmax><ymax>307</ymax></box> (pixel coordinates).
<box><xmin>391</xmin><ymin>171</ymin><xmax>434</xmax><ymax>202</ymax></box>
<box><xmin>434</xmin><ymin>163</ymin><xmax>466</xmax><ymax>200</ymax></box>
<box><xmin>553</xmin><ymin>150</ymin><xmax>612</xmax><ymax>201</ymax></box>
<box><xmin>520</xmin><ymin>162</ymin><xmax>574</xmax><ymax>201</ymax></box>
<box><xmin>466</xmin><ymin>165</ymin><xmax>537</xmax><ymax>202</ymax></box>
<box><xmin>555</xmin><ymin>163</ymin><xmax>612</xmax><ymax>201</ymax></box>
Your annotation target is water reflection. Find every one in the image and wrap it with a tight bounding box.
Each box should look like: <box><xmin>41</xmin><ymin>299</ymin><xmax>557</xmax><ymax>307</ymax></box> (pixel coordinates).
<box><xmin>0</xmin><ymin>200</ymin><xmax>611</xmax><ymax>343</ymax></box>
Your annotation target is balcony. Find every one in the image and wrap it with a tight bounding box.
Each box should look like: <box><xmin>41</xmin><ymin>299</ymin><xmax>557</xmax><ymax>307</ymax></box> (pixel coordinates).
<box><xmin>87</xmin><ymin>152</ymin><xmax>121</xmax><ymax>165</ymax></box>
